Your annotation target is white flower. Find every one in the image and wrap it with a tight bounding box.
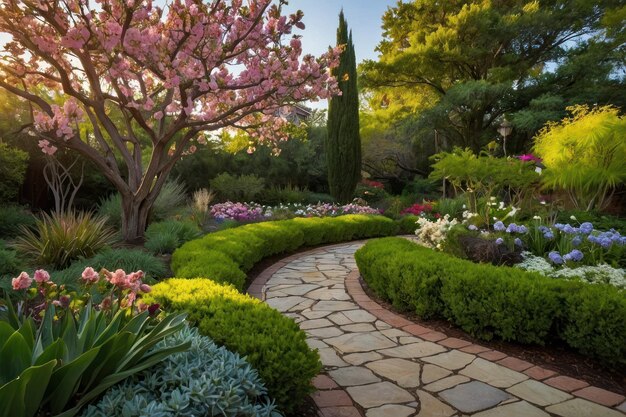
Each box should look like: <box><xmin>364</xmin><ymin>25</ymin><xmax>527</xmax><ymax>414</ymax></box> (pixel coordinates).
<box><xmin>570</xmin><ymin>215</ymin><xmax>577</xmax><ymax>221</ymax></box>
<box><xmin>540</xmin><ymin>201</ymin><xmax>546</xmax><ymax>205</ymax></box>
<box><xmin>533</xmin><ymin>215</ymin><xmax>541</xmax><ymax>220</ymax></box>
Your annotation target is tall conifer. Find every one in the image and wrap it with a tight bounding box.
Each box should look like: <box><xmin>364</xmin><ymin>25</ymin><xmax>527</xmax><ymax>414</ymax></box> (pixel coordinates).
<box><xmin>326</xmin><ymin>11</ymin><xmax>361</xmax><ymax>203</ymax></box>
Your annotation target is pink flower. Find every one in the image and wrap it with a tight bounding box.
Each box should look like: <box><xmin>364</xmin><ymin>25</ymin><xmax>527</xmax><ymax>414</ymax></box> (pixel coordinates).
<box><xmin>109</xmin><ymin>269</ymin><xmax>128</xmax><ymax>288</ymax></box>
<box><xmin>12</xmin><ymin>272</ymin><xmax>32</xmax><ymax>290</ymax></box>
<box><xmin>33</xmin><ymin>269</ymin><xmax>50</xmax><ymax>283</ymax></box>
<box><xmin>139</xmin><ymin>283</ymin><xmax>151</xmax><ymax>293</ymax></box>
<box><xmin>81</xmin><ymin>267</ymin><xmax>99</xmax><ymax>284</ymax></box>
<box><xmin>53</xmin><ymin>295</ymin><xmax>71</xmax><ymax>308</ymax></box>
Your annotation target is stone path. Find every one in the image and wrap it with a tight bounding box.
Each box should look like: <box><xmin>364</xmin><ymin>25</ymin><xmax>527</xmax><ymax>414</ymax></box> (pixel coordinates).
<box><xmin>248</xmin><ymin>242</ymin><xmax>626</xmax><ymax>417</ymax></box>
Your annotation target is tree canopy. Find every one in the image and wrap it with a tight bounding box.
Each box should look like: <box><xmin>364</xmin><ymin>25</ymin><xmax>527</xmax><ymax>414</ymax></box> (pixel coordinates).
<box><xmin>360</xmin><ymin>0</ymin><xmax>626</xmax><ymax>157</ymax></box>
<box><xmin>0</xmin><ymin>0</ymin><xmax>340</xmax><ymax>240</ymax></box>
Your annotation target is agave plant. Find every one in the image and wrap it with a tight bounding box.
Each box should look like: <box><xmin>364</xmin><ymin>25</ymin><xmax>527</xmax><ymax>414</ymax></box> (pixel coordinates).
<box><xmin>12</xmin><ymin>210</ymin><xmax>118</xmax><ymax>269</ymax></box>
<box><xmin>0</xmin><ymin>301</ymin><xmax>188</xmax><ymax>417</ymax></box>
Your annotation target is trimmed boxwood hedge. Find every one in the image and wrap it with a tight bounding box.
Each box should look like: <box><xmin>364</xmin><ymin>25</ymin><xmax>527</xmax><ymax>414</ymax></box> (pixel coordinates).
<box><xmin>145</xmin><ymin>278</ymin><xmax>319</xmax><ymax>415</ymax></box>
<box><xmin>355</xmin><ymin>237</ymin><xmax>626</xmax><ymax>366</ymax></box>
<box><xmin>171</xmin><ymin>214</ymin><xmax>400</xmax><ymax>291</ymax></box>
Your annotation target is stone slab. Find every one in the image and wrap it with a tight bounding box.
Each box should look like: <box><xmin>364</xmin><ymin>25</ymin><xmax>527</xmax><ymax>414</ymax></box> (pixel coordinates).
<box><xmin>325</xmin><ymin>332</ymin><xmax>396</xmax><ymax>353</ymax></box>
<box><xmin>328</xmin><ymin>366</ymin><xmax>381</xmax><ymax>387</ymax></box>
<box><xmin>347</xmin><ymin>382</ymin><xmax>414</xmax><ymax>408</ymax></box>
<box><xmin>439</xmin><ymin>381</ymin><xmax>512</xmax><ymax>413</ymax></box>
<box><xmin>460</xmin><ymin>358</ymin><xmax>528</xmax><ymax>388</ymax></box>
<box><xmin>366</xmin><ymin>358</ymin><xmax>422</xmax><ymax>388</ymax></box>
<box><xmin>507</xmin><ymin>380</ymin><xmax>573</xmax><ymax>407</ymax></box>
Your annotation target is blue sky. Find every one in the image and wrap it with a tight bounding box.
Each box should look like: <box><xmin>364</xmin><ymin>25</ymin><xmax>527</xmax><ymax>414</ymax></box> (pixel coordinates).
<box><xmin>284</xmin><ymin>1</ymin><xmax>398</xmax><ymax>64</ymax></box>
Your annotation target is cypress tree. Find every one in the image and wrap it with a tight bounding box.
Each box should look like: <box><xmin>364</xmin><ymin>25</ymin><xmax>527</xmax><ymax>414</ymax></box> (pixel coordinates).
<box><xmin>326</xmin><ymin>10</ymin><xmax>361</xmax><ymax>203</ymax></box>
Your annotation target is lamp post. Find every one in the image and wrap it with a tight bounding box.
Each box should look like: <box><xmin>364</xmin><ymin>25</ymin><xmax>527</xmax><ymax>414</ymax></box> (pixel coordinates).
<box><xmin>497</xmin><ymin>119</ymin><xmax>512</xmax><ymax>157</ymax></box>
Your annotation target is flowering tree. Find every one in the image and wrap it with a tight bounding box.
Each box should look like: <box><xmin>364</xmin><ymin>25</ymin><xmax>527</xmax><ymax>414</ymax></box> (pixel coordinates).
<box><xmin>0</xmin><ymin>0</ymin><xmax>340</xmax><ymax>241</ymax></box>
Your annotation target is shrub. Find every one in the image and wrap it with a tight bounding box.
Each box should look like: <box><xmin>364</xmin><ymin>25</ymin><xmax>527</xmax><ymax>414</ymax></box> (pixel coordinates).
<box><xmin>434</xmin><ymin>196</ymin><xmax>466</xmax><ymax>219</ymax></box>
<box><xmin>145</xmin><ymin>278</ymin><xmax>319</xmax><ymax>415</ymax></box>
<box><xmin>210</xmin><ymin>173</ymin><xmax>265</xmax><ymax>202</ymax></box>
<box><xmin>80</xmin><ymin>325</ymin><xmax>281</xmax><ymax>417</ymax></box>
<box><xmin>98</xmin><ymin>179</ymin><xmax>188</xmax><ymax>228</ymax></box>
<box><xmin>533</xmin><ymin>105</ymin><xmax>626</xmax><ymax>211</ymax></box>
<box><xmin>172</xmin><ymin>215</ymin><xmax>399</xmax><ymax>290</ymax></box>
<box><xmin>0</xmin><ymin>303</ymin><xmax>188</xmax><ymax>417</ymax></box>
<box><xmin>355</xmin><ymin>237</ymin><xmax>626</xmax><ymax>365</ymax></box>
<box><xmin>260</xmin><ymin>184</ymin><xmax>310</xmax><ymax>205</ymax></box>
<box><xmin>396</xmin><ymin>215</ymin><xmax>420</xmax><ymax>234</ymax></box>
<box><xmin>0</xmin><ymin>243</ymin><xmax>24</xmax><ymax>277</ymax></box>
<box><xmin>144</xmin><ymin>219</ymin><xmax>201</xmax><ymax>254</ymax></box>
<box><xmin>0</xmin><ymin>205</ymin><xmax>36</xmax><ymax>240</ymax></box>
<box><xmin>12</xmin><ymin>211</ymin><xmax>118</xmax><ymax>269</ymax></box>
<box><xmin>354</xmin><ymin>181</ymin><xmax>389</xmax><ymax>204</ymax></box>
<box><xmin>51</xmin><ymin>248</ymin><xmax>167</xmax><ymax>290</ymax></box>
<box><xmin>190</xmin><ymin>188</ymin><xmax>215</xmax><ymax>227</ymax></box>
<box><xmin>0</xmin><ymin>143</ymin><xmax>28</xmax><ymax>202</ymax></box>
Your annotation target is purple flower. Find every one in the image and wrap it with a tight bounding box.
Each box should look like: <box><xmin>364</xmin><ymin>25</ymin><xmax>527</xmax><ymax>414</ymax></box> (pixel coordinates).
<box><xmin>548</xmin><ymin>251</ymin><xmax>564</xmax><ymax>265</ymax></box>
<box><xmin>571</xmin><ymin>236</ymin><xmax>582</xmax><ymax>247</ymax></box>
<box><xmin>514</xmin><ymin>238</ymin><xmax>523</xmax><ymax>247</ymax></box>
<box><xmin>538</xmin><ymin>225</ymin><xmax>550</xmax><ymax>233</ymax></box>
<box><xmin>495</xmin><ymin>238</ymin><xmax>504</xmax><ymax>245</ymax></box>
<box><xmin>517</xmin><ymin>225</ymin><xmax>528</xmax><ymax>234</ymax></box>
<box><xmin>506</xmin><ymin>223</ymin><xmax>519</xmax><ymax>233</ymax></box>
<box><xmin>468</xmin><ymin>225</ymin><xmax>478</xmax><ymax>231</ymax></box>
<box><xmin>543</xmin><ymin>231</ymin><xmax>554</xmax><ymax>240</ymax></box>
<box><xmin>554</xmin><ymin>223</ymin><xmax>565</xmax><ymax>231</ymax></box>
<box><xmin>600</xmin><ymin>237</ymin><xmax>612</xmax><ymax>248</ymax></box>
<box><xmin>562</xmin><ymin>224</ymin><xmax>576</xmax><ymax>234</ymax></box>
<box><xmin>568</xmin><ymin>249</ymin><xmax>584</xmax><ymax>262</ymax></box>
<box><xmin>579</xmin><ymin>222</ymin><xmax>593</xmax><ymax>234</ymax></box>
<box><xmin>493</xmin><ymin>221</ymin><xmax>505</xmax><ymax>232</ymax></box>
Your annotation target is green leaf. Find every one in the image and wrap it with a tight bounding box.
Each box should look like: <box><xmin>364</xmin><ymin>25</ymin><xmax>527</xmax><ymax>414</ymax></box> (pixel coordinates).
<box><xmin>34</xmin><ymin>338</ymin><xmax>67</xmax><ymax>367</ymax></box>
<box><xmin>0</xmin><ymin>322</ymin><xmax>14</xmax><ymax>350</ymax></box>
<box><xmin>0</xmin><ymin>331</ymin><xmax>32</xmax><ymax>385</ymax></box>
<box><xmin>46</xmin><ymin>347</ymin><xmax>100</xmax><ymax>413</ymax></box>
<box><xmin>0</xmin><ymin>360</ymin><xmax>56</xmax><ymax>417</ymax></box>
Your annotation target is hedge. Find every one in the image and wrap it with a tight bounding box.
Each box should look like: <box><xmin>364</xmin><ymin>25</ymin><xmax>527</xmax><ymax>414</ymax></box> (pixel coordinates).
<box><xmin>171</xmin><ymin>214</ymin><xmax>400</xmax><ymax>291</ymax></box>
<box><xmin>145</xmin><ymin>278</ymin><xmax>319</xmax><ymax>415</ymax></box>
<box><xmin>355</xmin><ymin>237</ymin><xmax>626</xmax><ymax>366</ymax></box>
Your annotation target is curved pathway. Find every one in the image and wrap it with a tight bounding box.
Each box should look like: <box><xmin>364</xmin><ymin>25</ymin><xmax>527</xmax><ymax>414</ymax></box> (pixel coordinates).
<box><xmin>248</xmin><ymin>241</ymin><xmax>626</xmax><ymax>417</ymax></box>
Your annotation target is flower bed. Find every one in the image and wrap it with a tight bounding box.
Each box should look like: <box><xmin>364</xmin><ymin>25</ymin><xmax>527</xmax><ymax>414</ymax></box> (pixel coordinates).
<box><xmin>355</xmin><ymin>237</ymin><xmax>626</xmax><ymax>366</ymax></box>
<box><xmin>209</xmin><ymin>201</ymin><xmax>380</xmax><ymax>222</ymax></box>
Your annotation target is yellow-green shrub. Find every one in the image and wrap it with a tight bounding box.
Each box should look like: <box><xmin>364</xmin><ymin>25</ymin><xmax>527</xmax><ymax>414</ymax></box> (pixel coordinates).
<box><xmin>146</xmin><ymin>278</ymin><xmax>320</xmax><ymax>414</ymax></box>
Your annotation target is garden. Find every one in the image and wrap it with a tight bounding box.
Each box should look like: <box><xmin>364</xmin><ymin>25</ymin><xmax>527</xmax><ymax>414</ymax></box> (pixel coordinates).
<box><xmin>0</xmin><ymin>0</ymin><xmax>625</xmax><ymax>416</ymax></box>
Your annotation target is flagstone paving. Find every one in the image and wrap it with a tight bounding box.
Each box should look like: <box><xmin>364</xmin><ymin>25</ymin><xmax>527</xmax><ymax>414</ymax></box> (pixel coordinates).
<box><xmin>248</xmin><ymin>242</ymin><xmax>626</xmax><ymax>417</ymax></box>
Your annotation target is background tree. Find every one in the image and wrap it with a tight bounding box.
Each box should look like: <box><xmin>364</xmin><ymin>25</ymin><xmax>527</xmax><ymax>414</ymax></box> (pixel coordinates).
<box><xmin>0</xmin><ymin>0</ymin><xmax>340</xmax><ymax>241</ymax></box>
<box><xmin>361</xmin><ymin>0</ymin><xmax>626</xmax><ymax>156</ymax></box>
<box><xmin>326</xmin><ymin>10</ymin><xmax>361</xmax><ymax>203</ymax></box>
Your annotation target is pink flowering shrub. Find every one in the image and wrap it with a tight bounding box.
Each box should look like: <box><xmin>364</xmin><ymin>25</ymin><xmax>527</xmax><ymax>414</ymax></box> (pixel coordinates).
<box><xmin>9</xmin><ymin>267</ymin><xmax>156</xmax><ymax>321</ymax></box>
<box><xmin>210</xmin><ymin>201</ymin><xmax>265</xmax><ymax>222</ymax></box>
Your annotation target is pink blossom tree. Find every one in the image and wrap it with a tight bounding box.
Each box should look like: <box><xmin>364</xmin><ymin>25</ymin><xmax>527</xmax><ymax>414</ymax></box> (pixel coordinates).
<box><xmin>0</xmin><ymin>0</ymin><xmax>340</xmax><ymax>241</ymax></box>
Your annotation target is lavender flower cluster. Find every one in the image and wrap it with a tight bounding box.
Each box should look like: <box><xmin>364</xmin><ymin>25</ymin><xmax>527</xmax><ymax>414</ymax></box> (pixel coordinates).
<box><xmin>210</xmin><ymin>201</ymin><xmax>380</xmax><ymax>222</ymax></box>
<box><xmin>493</xmin><ymin>221</ymin><xmax>528</xmax><ymax>234</ymax></box>
<box><xmin>548</xmin><ymin>249</ymin><xmax>584</xmax><ymax>265</ymax></box>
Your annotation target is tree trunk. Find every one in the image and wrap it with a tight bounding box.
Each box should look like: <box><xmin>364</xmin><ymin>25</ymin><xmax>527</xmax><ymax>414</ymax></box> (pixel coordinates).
<box><xmin>120</xmin><ymin>194</ymin><xmax>152</xmax><ymax>243</ymax></box>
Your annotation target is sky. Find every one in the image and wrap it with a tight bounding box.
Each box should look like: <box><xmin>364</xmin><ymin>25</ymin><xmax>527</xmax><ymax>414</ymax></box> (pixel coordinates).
<box><xmin>283</xmin><ymin>0</ymin><xmax>399</xmax><ymax>109</ymax></box>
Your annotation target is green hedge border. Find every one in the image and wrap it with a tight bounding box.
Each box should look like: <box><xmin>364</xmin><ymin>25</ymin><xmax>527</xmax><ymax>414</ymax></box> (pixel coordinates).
<box><xmin>171</xmin><ymin>214</ymin><xmax>410</xmax><ymax>291</ymax></box>
<box><xmin>355</xmin><ymin>237</ymin><xmax>626</xmax><ymax>366</ymax></box>
<box><xmin>155</xmin><ymin>215</ymin><xmax>409</xmax><ymax>413</ymax></box>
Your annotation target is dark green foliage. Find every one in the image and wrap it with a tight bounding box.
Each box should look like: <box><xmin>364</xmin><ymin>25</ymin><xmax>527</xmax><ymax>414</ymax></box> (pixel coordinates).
<box><xmin>396</xmin><ymin>215</ymin><xmax>419</xmax><ymax>234</ymax></box>
<box><xmin>210</xmin><ymin>173</ymin><xmax>265</xmax><ymax>202</ymax></box>
<box><xmin>0</xmin><ymin>143</ymin><xmax>28</xmax><ymax>202</ymax></box>
<box><xmin>147</xmin><ymin>278</ymin><xmax>320</xmax><ymax>415</ymax></box>
<box><xmin>354</xmin><ymin>183</ymin><xmax>389</xmax><ymax>204</ymax></box>
<box><xmin>326</xmin><ymin>11</ymin><xmax>361</xmax><ymax>203</ymax></box>
<box><xmin>556</xmin><ymin>210</ymin><xmax>626</xmax><ymax>234</ymax></box>
<box><xmin>259</xmin><ymin>184</ymin><xmax>310</xmax><ymax>205</ymax></box>
<box><xmin>81</xmin><ymin>325</ymin><xmax>280</xmax><ymax>417</ymax></box>
<box><xmin>0</xmin><ymin>242</ymin><xmax>24</xmax><ymax>277</ymax></box>
<box><xmin>52</xmin><ymin>248</ymin><xmax>167</xmax><ymax>290</ymax></box>
<box><xmin>0</xmin><ymin>206</ymin><xmax>36</xmax><ymax>240</ymax></box>
<box><xmin>172</xmin><ymin>215</ymin><xmax>399</xmax><ymax>291</ymax></box>
<box><xmin>144</xmin><ymin>219</ymin><xmax>201</xmax><ymax>254</ymax></box>
<box><xmin>355</xmin><ymin>237</ymin><xmax>626</xmax><ymax>365</ymax></box>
